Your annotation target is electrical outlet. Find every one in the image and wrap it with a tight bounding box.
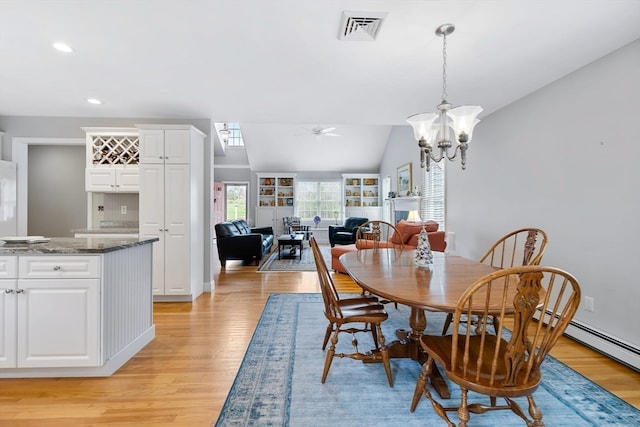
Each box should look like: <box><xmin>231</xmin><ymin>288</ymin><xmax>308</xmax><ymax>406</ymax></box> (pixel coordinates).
<box><xmin>584</xmin><ymin>296</ymin><xmax>595</xmax><ymax>312</ymax></box>
<box><xmin>121</xmin><ymin>205</ymin><xmax>127</xmax><ymax>215</ymax></box>
<box><xmin>98</xmin><ymin>205</ymin><xmax>104</xmax><ymax>212</ymax></box>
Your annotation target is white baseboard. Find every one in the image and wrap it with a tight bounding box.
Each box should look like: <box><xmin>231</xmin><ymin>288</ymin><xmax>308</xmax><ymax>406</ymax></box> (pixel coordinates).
<box><xmin>565</xmin><ymin>320</ymin><xmax>640</xmax><ymax>371</ymax></box>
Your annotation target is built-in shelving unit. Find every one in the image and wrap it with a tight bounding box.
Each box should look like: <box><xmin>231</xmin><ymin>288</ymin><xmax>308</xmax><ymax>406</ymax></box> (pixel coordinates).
<box><xmin>256</xmin><ymin>173</ymin><xmax>296</xmax><ymax>235</ymax></box>
<box><xmin>342</xmin><ymin>174</ymin><xmax>383</xmax><ymax>219</ymax></box>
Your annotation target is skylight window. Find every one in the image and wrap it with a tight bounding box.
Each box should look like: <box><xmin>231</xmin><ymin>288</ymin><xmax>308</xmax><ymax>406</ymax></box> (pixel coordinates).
<box><xmin>226</xmin><ymin>122</ymin><xmax>244</xmax><ymax>147</ymax></box>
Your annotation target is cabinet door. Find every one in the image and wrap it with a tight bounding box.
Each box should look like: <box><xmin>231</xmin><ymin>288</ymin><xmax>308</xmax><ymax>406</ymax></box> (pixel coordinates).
<box><xmin>16</xmin><ymin>279</ymin><xmax>100</xmax><ymax>367</ymax></box>
<box><xmin>164</xmin><ymin>130</ymin><xmax>191</xmax><ymax>164</ymax></box>
<box><xmin>0</xmin><ymin>279</ymin><xmax>17</xmax><ymax>368</ymax></box>
<box><xmin>164</xmin><ymin>164</ymin><xmax>190</xmax><ymax>295</ymax></box>
<box><xmin>256</xmin><ymin>207</ymin><xmax>276</xmax><ymax>230</ymax></box>
<box><xmin>139</xmin><ymin>164</ymin><xmax>165</xmax><ymax>294</ymax></box>
<box><xmin>115</xmin><ymin>167</ymin><xmax>140</xmax><ymax>192</ymax></box>
<box><xmin>85</xmin><ymin>168</ymin><xmax>117</xmax><ymax>192</ymax></box>
<box><xmin>139</xmin><ymin>129</ymin><xmax>165</xmax><ymax>164</ymax></box>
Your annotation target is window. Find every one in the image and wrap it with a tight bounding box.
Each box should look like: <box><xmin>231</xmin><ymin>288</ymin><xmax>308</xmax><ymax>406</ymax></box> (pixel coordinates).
<box><xmin>226</xmin><ymin>122</ymin><xmax>244</xmax><ymax>147</ymax></box>
<box><xmin>420</xmin><ymin>162</ymin><xmax>445</xmax><ymax>229</ymax></box>
<box><xmin>225</xmin><ymin>183</ymin><xmax>247</xmax><ymax>221</ymax></box>
<box><xmin>295</xmin><ymin>181</ymin><xmax>341</xmax><ymax>225</ymax></box>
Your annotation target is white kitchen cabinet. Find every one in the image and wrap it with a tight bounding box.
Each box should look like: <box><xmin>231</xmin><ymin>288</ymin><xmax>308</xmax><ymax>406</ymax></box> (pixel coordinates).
<box><xmin>17</xmin><ymin>278</ymin><xmax>100</xmax><ymax>368</ymax></box>
<box><xmin>85</xmin><ymin>166</ymin><xmax>139</xmax><ymax>192</ymax></box>
<box><xmin>137</xmin><ymin>124</ymin><xmax>205</xmax><ymax>301</ymax></box>
<box><xmin>0</xmin><ymin>256</ymin><xmax>17</xmax><ymax>368</ymax></box>
<box><xmin>82</xmin><ymin>127</ymin><xmax>140</xmax><ymax>193</ymax></box>
<box><xmin>0</xmin><ymin>278</ymin><xmax>17</xmax><ymax>368</ymax></box>
<box><xmin>0</xmin><ymin>240</ymin><xmax>156</xmax><ymax>378</ymax></box>
<box><xmin>138</xmin><ymin>128</ymin><xmax>192</xmax><ymax>164</ymax></box>
<box><xmin>0</xmin><ymin>256</ymin><xmax>100</xmax><ymax>369</ymax></box>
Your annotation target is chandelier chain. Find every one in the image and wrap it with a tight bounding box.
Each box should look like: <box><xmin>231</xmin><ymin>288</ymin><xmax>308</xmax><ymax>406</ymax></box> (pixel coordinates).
<box><xmin>441</xmin><ymin>32</ymin><xmax>448</xmax><ymax>102</ymax></box>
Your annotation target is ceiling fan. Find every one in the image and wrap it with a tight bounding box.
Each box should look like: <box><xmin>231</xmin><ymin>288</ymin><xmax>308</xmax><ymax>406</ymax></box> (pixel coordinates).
<box><xmin>311</xmin><ymin>126</ymin><xmax>341</xmax><ymax>137</ymax></box>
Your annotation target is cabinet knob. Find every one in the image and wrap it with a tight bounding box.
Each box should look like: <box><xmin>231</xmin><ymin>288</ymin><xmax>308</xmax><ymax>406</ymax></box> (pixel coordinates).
<box><xmin>4</xmin><ymin>289</ymin><xmax>13</xmax><ymax>294</ymax></box>
<box><xmin>53</xmin><ymin>265</ymin><xmax>62</xmax><ymax>271</ymax></box>
<box><xmin>158</xmin><ymin>156</ymin><xmax>163</xmax><ymax>159</ymax></box>
<box><xmin>16</xmin><ymin>289</ymin><xmax>24</xmax><ymax>294</ymax></box>
<box><xmin>164</xmin><ymin>228</ymin><xmax>168</xmax><ymax>232</ymax></box>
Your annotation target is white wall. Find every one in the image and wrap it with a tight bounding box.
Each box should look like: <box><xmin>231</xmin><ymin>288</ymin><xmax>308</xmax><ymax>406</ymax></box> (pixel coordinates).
<box><xmin>447</xmin><ymin>40</ymin><xmax>640</xmax><ymax>363</ymax></box>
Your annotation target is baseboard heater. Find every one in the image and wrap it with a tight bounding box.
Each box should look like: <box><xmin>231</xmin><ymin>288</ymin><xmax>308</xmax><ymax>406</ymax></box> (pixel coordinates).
<box><xmin>535</xmin><ymin>309</ymin><xmax>640</xmax><ymax>372</ymax></box>
<box><xmin>563</xmin><ymin>320</ymin><xmax>640</xmax><ymax>372</ymax></box>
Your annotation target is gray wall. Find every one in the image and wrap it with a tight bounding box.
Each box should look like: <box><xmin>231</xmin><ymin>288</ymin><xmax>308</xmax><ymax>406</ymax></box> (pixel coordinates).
<box><xmin>377</xmin><ymin>40</ymin><xmax>640</xmax><ymax>365</ymax></box>
<box><xmin>447</xmin><ymin>41</ymin><xmax>639</xmax><ymax>355</ymax></box>
<box><xmin>28</xmin><ymin>145</ymin><xmax>86</xmax><ymax>236</ymax></box>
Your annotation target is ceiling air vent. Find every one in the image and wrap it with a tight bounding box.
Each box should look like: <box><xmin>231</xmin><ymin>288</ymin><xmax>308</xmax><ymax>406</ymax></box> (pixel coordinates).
<box><xmin>338</xmin><ymin>11</ymin><xmax>387</xmax><ymax>41</ymax></box>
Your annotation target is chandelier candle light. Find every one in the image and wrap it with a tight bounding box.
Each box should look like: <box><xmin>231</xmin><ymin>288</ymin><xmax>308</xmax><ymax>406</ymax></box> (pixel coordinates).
<box><xmin>407</xmin><ymin>23</ymin><xmax>483</xmax><ymax>172</ymax></box>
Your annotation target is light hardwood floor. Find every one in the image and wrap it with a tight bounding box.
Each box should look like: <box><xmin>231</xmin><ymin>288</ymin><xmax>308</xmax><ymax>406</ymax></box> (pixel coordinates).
<box><xmin>0</xmin><ymin>260</ymin><xmax>638</xmax><ymax>426</ymax></box>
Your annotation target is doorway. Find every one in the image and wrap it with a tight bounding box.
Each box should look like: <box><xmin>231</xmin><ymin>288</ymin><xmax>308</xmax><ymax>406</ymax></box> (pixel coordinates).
<box><xmin>225</xmin><ymin>183</ymin><xmax>248</xmax><ymax>221</ymax></box>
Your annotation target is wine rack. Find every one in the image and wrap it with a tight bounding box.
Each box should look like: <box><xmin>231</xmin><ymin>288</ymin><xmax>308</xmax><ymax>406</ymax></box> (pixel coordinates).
<box><xmin>90</xmin><ymin>135</ymin><xmax>140</xmax><ymax>165</ymax></box>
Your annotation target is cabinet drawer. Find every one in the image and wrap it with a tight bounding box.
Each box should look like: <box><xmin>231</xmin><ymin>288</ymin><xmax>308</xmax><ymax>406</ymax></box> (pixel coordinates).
<box><xmin>19</xmin><ymin>256</ymin><xmax>100</xmax><ymax>279</ymax></box>
<box><xmin>0</xmin><ymin>257</ymin><xmax>18</xmax><ymax>278</ymax></box>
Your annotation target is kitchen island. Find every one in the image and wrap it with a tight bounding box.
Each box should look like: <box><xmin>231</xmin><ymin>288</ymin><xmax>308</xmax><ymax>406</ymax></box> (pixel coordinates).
<box><xmin>0</xmin><ymin>237</ymin><xmax>157</xmax><ymax>378</ymax></box>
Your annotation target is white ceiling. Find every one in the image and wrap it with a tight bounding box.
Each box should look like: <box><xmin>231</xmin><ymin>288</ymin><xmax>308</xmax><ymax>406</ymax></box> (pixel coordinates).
<box><xmin>1</xmin><ymin>0</ymin><xmax>639</xmax><ymax>172</ymax></box>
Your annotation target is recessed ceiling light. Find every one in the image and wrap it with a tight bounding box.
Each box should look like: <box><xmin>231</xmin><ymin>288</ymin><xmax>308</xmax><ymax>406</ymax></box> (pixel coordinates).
<box><xmin>53</xmin><ymin>42</ymin><xmax>73</xmax><ymax>53</ymax></box>
<box><xmin>87</xmin><ymin>98</ymin><xmax>102</xmax><ymax>105</ymax></box>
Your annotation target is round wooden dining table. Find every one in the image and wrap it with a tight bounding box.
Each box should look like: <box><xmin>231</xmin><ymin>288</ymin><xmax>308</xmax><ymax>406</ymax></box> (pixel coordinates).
<box><xmin>339</xmin><ymin>248</ymin><xmax>498</xmax><ymax>398</ymax></box>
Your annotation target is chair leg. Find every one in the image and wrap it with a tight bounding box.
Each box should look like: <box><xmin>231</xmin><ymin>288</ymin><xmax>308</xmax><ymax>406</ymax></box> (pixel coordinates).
<box><xmin>442</xmin><ymin>312</ymin><xmax>453</xmax><ymax>335</ymax></box>
<box><xmin>375</xmin><ymin>324</ymin><xmax>393</xmax><ymax>387</ymax></box>
<box><xmin>321</xmin><ymin>331</ymin><xmax>338</xmax><ymax>384</ymax></box>
<box><xmin>457</xmin><ymin>388</ymin><xmax>470</xmax><ymax>427</ymax></box>
<box><xmin>369</xmin><ymin>323</ymin><xmax>379</xmax><ymax>349</ymax></box>
<box><xmin>411</xmin><ymin>357</ymin><xmax>455</xmax><ymax>426</ymax></box>
<box><xmin>410</xmin><ymin>356</ymin><xmax>431</xmax><ymax>412</ymax></box>
<box><xmin>322</xmin><ymin>322</ymin><xmax>333</xmax><ymax>350</ymax></box>
<box><xmin>492</xmin><ymin>315</ymin><xmax>500</xmax><ymax>335</ymax></box>
<box><xmin>527</xmin><ymin>395</ymin><xmax>544</xmax><ymax>427</ymax></box>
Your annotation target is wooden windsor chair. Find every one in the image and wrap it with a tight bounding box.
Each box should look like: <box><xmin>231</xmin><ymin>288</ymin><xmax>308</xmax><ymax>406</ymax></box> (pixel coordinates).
<box><xmin>411</xmin><ymin>265</ymin><xmax>580</xmax><ymax>426</ymax></box>
<box><xmin>309</xmin><ymin>237</ymin><xmax>394</xmax><ymax>386</ymax></box>
<box><xmin>441</xmin><ymin>227</ymin><xmax>548</xmax><ymax>335</ymax></box>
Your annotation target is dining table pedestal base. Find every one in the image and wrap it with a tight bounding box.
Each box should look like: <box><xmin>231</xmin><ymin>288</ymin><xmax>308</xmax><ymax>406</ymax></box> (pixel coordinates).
<box><xmin>363</xmin><ymin>306</ymin><xmax>451</xmax><ymax>399</ymax></box>
<box><xmin>340</xmin><ymin>250</ymin><xmax>499</xmax><ymax>401</ymax></box>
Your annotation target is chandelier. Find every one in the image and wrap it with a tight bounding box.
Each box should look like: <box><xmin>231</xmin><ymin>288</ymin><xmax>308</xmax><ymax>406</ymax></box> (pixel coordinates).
<box><xmin>406</xmin><ymin>24</ymin><xmax>482</xmax><ymax>172</ymax></box>
<box><xmin>219</xmin><ymin>123</ymin><xmax>230</xmax><ymax>143</ymax></box>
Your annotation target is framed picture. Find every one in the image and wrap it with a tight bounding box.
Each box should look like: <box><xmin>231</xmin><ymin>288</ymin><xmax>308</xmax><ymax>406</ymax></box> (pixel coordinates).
<box><xmin>397</xmin><ymin>163</ymin><xmax>412</xmax><ymax>196</ymax></box>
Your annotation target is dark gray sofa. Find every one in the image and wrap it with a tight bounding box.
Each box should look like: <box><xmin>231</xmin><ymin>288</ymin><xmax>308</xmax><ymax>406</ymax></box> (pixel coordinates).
<box><xmin>328</xmin><ymin>217</ymin><xmax>369</xmax><ymax>247</ymax></box>
<box><xmin>215</xmin><ymin>219</ymin><xmax>274</xmax><ymax>266</ymax></box>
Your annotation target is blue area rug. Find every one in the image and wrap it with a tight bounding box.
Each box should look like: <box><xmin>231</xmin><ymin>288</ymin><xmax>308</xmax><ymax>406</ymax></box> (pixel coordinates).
<box><xmin>215</xmin><ymin>293</ymin><xmax>640</xmax><ymax>426</ymax></box>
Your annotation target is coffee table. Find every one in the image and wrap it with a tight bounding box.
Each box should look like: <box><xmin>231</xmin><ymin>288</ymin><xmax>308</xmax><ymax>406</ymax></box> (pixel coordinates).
<box><xmin>277</xmin><ymin>234</ymin><xmax>304</xmax><ymax>259</ymax></box>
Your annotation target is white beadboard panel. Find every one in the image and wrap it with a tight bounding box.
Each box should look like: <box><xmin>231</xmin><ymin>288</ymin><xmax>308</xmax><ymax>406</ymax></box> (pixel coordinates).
<box><xmin>102</xmin><ymin>244</ymin><xmax>153</xmax><ymax>359</ymax></box>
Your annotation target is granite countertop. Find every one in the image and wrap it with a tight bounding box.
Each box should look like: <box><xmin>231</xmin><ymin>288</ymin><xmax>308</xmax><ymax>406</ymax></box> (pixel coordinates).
<box><xmin>0</xmin><ymin>237</ymin><xmax>158</xmax><ymax>254</ymax></box>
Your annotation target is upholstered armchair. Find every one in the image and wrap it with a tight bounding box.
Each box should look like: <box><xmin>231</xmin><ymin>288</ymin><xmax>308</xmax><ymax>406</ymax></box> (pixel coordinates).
<box><xmin>328</xmin><ymin>217</ymin><xmax>368</xmax><ymax>247</ymax></box>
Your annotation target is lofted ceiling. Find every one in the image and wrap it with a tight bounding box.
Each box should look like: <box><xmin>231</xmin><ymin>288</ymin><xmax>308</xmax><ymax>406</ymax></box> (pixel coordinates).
<box><xmin>1</xmin><ymin>0</ymin><xmax>639</xmax><ymax>172</ymax></box>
